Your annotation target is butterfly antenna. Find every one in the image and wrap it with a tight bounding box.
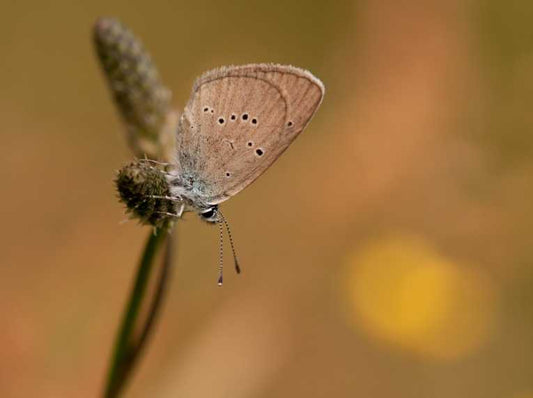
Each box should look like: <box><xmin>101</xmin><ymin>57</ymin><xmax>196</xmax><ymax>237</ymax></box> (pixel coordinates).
<box><xmin>217</xmin><ymin>220</ymin><xmax>224</xmax><ymax>286</ymax></box>
<box><xmin>217</xmin><ymin>210</ymin><xmax>241</xmax><ymax>274</ymax></box>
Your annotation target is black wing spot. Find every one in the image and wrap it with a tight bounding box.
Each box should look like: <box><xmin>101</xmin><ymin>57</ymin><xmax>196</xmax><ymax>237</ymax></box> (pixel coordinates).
<box><xmin>225</xmin><ymin>172</ymin><xmax>231</xmax><ymax>177</ymax></box>
<box><xmin>247</xmin><ymin>141</ymin><xmax>253</xmax><ymax>147</ymax></box>
<box><xmin>210</xmin><ymin>109</ymin><xmax>214</xmax><ymax>114</ymax></box>
<box><xmin>251</xmin><ymin>118</ymin><xmax>258</xmax><ymax>125</ymax></box>
<box><xmin>287</xmin><ymin>121</ymin><xmax>293</xmax><ymax>127</ymax></box>
<box><xmin>218</xmin><ymin>117</ymin><xmax>225</xmax><ymax>125</ymax></box>
<box><xmin>255</xmin><ymin>148</ymin><xmax>264</xmax><ymax>157</ymax></box>
<box><xmin>230</xmin><ymin>114</ymin><xmax>237</xmax><ymax>121</ymax></box>
<box><xmin>203</xmin><ymin>107</ymin><xmax>209</xmax><ymax>113</ymax></box>
<box><xmin>242</xmin><ymin>113</ymin><xmax>249</xmax><ymax>121</ymax></box>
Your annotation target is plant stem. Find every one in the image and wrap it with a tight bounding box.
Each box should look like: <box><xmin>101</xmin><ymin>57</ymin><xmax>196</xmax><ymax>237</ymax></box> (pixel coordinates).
<box><xmin>104</xmin><ymin>223</ymin><xmax>172</xmax><ymax>398</ymax></box>
<box><xmin>121</xmin><ymin>230</ymin><xmax>175</xmax><ymax>391</ymax></box>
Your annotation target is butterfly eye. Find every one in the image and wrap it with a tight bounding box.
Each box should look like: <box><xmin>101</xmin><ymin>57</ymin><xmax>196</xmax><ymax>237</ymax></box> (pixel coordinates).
<box><xmin>200</xmin><ymin>206</ymin><xmax>218</xmax><ymax>223</ymax></box>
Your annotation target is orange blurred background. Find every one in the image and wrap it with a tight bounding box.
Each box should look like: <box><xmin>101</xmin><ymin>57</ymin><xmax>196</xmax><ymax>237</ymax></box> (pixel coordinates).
<box><xmin>1</xmin><ymin>1</ymin><xmax>533</xmax><ymax>397</ymax></box>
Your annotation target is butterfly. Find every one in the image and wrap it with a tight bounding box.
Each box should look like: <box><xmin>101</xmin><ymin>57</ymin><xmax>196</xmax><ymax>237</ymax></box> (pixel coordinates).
<box><xmin>169</xmin><ymin>63</ymin><xmax>324</xmax><ymax>220</ymax></box>
<box><xmin>117</xmin><ymin>63</ymin><xmax>324</xmax><ymax>284</ymax></box>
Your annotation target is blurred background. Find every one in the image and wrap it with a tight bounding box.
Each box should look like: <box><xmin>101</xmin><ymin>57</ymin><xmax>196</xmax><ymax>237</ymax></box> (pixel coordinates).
<box><xmin>1</xmin><ymin>0</ymin><xmax>533</xmax><ymax>397</ymax></box>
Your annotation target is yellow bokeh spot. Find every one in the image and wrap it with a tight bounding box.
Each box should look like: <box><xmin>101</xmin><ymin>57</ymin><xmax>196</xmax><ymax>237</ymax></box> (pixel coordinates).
<box><xmin>344</xmin><ymin>235</ymin><xmax>498</xmax><ymax>360</ymax></box>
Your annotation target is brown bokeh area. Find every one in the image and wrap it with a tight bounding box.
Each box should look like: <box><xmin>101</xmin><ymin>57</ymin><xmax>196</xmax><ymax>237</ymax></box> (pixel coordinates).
<box><xmin>1</xmin><ymin>1</ymin><xmax>533</xmax><ymax>397</ymax></box>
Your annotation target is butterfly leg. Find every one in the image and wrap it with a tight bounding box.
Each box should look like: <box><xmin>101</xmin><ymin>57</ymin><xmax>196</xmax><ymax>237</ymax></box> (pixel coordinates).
<box><xmin>155</xmin><ymin>211</ymin><xmax>181</xmax><ymax>219</ymax></box>
<box><xmin>138</xmin><ymin>157</ymin><xmax>172</xmax><ymax>167</ymax></box>
<box><xmin>147</xmin><ymin>195</ymin><xmax>183</xmax><ymax>201</ymax></box>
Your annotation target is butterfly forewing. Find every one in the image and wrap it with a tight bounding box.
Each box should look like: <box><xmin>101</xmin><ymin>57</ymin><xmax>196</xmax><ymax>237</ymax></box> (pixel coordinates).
<box><xmin>176</xmin><ymin>64</ymin><xmax>324</xmax><ymax>205</ymax></box>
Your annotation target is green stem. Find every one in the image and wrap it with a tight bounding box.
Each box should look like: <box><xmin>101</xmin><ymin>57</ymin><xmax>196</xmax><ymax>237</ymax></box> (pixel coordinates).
<box><xmin>119</xmin><ymin>231</ymin><xmax>175</xmax><ymax>393</ymax></box>
<box><xmin>133</xmin><ymin>232</ymin><xmax>174</xmax><ymax>362</ymax></box>
<box><xmin>104</xmin><ymin>223</ymin><xmax>170</xmax><ymax>398</ymax></box>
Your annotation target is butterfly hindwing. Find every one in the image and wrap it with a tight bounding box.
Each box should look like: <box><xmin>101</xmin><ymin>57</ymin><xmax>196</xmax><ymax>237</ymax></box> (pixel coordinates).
<box><xmin>175</xmin><ymin>64</ymin><xmax>324</xmax><ymax>205</ymax></box>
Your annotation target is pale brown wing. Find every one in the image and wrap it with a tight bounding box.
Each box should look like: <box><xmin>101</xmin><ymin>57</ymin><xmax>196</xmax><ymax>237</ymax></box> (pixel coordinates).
<box><xmin>175</xmin><ymin>64</ymin><xmax>324</xmax><ymax>205</ymax></box>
